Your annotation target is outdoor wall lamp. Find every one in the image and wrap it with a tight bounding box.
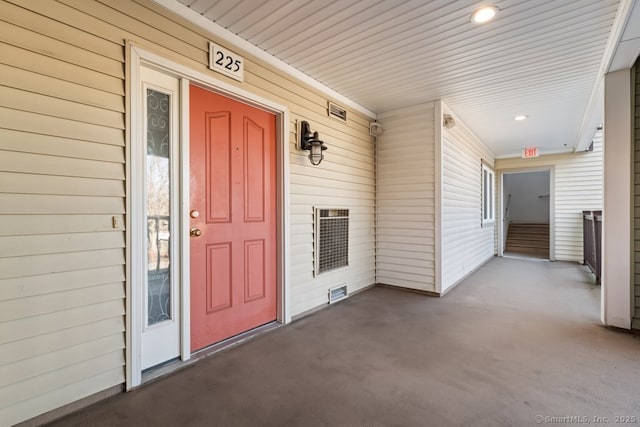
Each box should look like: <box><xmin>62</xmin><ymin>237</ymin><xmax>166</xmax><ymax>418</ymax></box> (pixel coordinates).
<box><xmin>299</xmin><ymin>120</ymin><xmax>327</xmax><ymax>165</ymax></box>
<box><xmin>443</xmin><ymin>114</ymin><xmax>456</xmax><ymax>129</ymax></box>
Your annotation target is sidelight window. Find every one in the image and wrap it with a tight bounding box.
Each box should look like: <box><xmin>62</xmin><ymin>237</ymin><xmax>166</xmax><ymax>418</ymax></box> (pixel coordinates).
<box><xmin>146</xmin><ymin>88</ymin><xmax>173</xmax><ymax>326</ymax></box>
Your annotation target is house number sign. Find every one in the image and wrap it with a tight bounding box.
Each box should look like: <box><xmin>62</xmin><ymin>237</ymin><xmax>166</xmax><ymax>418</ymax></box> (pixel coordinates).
<box><xmin>209</xmin><ymin>42</ymin><xmax>244</xmax><ymax>82</ymax></box>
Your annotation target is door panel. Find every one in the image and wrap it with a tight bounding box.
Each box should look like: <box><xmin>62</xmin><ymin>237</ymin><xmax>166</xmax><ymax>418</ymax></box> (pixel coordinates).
<box><xmin>205</xmin><ymin>112</ymin><xmax>231</xmax><ymax>223</ymax></box>
<box><xmin>206</xmin><ymin>242</ymin><xmax>232</xmax><ymax>313</ymax></box>
<box><xmin>245</xmin><ymin>239</ymin><xmax>266</xmax><ymax>301</ymax></box>
<box><xmin>190</xmin><ymin>85</ymin><xmax>276</xmax><ymax>352</ymax></box>
<box><xmin>244</xmin><ymin>118</ymin><xmax>266</xmax><ymax>222</ymax></box>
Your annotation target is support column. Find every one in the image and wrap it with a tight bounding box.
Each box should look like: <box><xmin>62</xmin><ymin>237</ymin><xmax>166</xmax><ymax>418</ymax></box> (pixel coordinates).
<box><xmin>602</xmin><ymin>69</ymin><xmax>632</xmax><ymax>329</ymax></box>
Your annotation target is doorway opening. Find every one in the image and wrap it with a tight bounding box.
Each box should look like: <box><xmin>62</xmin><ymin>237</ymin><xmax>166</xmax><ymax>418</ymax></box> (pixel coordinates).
<box><xmin>127</xmin><ymin>45</ymin><xmax>290</xmax><ymax>389</ymax></box>
<box><xmin>502</xmin><ymin>170</ymin><xmax>551</xmax><ymax>260</ymax></box>
<box><xmin>188</xmin><ymin>84</ymin><xmax>278</xmax><ymax>352</ymax></box>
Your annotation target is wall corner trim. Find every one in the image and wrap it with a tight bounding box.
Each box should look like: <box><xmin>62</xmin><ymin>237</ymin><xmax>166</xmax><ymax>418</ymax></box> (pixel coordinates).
<box><xmin>434</xmin><ymin>100</ymin><xmax>443</xmax><ymax>294</ymax></box>
<box><xmin>602</xmin><ymin>67</ymin><xmax>633</xmax><ymax>329</ymax></box>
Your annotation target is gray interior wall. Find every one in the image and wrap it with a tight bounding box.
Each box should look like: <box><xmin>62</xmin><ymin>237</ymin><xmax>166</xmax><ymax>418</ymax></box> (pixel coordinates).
<box><xmin>503</xmin><ymin>171</ymin><xmax>550</xmax><ymax>224</ymax></box>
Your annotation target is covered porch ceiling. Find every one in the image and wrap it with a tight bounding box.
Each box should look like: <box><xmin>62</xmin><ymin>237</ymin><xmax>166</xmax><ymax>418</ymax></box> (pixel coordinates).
<box><xmin>169</xmin><ymin>0</ymin><xmax>640</xmax><ymax>158</ymax></box>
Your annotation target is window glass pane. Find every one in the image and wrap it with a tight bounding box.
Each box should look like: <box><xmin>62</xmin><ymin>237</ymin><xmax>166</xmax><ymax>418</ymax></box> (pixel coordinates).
<box><xmin>483</xmin><ymin>169</ymin><xmax>488</xmax><ymax>219</ymax></box>
<box><xmin>482</xmin><ymin>166</ymin><xmax>494</xmax><ymax>222</ymax></box>
<box><xmin>146</xmin><ymin>89</ymin><xmax>171</xmax><ymax>326</ymax></box>
<box><xmin>489</xmin><ymin>172</ymin><xmax>493</xmax><ymax>219</ymax></box>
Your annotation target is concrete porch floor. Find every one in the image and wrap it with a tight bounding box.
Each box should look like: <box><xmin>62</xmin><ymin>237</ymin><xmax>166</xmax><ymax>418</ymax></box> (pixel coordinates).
<box><xmin>46</xmin><ymin>257</ymin><xmax>639</xmax><ymax>426</ymax></box>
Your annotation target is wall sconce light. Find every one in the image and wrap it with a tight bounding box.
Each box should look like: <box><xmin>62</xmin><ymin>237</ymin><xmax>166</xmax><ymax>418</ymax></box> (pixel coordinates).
<box><xmin>443</xmin><ymin>114</ymin><xmax>456</xmax><ymax>129</ymax></box>
<box><xmin>299</xmin><ymin>120</ymin><xmax>327</xmax><ymax>165</ymax></box>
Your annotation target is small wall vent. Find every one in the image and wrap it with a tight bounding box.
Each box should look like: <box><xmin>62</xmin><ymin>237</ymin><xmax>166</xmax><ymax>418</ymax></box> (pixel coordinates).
<box><xmin>329</xmin><ymin>285</ymin><xmax>348</xmax><ymax>304</ymax></box>
<box><xmin>328</xmin><ymin>102</ymin><xmax>348</xmax><ymax>122</ymax></box>
<box><xmin>314</xmin><ymin>208</ymin><xmax>349</xmax><ymax>275</ymax></box>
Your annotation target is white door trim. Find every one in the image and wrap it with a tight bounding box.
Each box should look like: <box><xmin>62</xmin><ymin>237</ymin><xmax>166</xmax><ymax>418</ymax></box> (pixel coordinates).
<box><xmin>179</xmin><ymin>77</ymin><xmax>191</xmax><ymax>363</ymax></box>
<box><xmin>126</xmin><ymin>43</ymin><xmax>291</xmax><ymax>389</ymax></box>
<box><xmin>497</xmin><ymin>167</ymin><xmax>555</xmax><ymax>260</ymax></box>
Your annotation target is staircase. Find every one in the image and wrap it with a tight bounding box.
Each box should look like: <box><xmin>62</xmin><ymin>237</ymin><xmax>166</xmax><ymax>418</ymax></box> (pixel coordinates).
<box><xmin>505</xmin><ymin>223</ymin><xmax>549</xmax><ymax>258</ymax></box>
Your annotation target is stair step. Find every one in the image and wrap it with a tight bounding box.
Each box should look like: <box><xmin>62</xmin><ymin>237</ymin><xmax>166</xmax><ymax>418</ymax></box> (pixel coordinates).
<box><xmin>507</xmin><ymin>240</ymin><xmax>549</xmax><ymax>248</ymax></box>
<box><xmin>506</xmin><ymin>223</ymin><xmax>550</xmax><ymax>257</ymax></box>
<box><xmin>506</xmin><ymin>233</ymin><xmax>549</xmax><ymax>240</ymax></box>
<box><xmin>508</xmin><ymin>231</ymin><xmax>548</xmax><ymax>236</ymax></box>
<box><xmin>505</xmin><ymin>251</ymin><xmax>549</xmax><ymax>258</ymax></box>
<box><xmin>508</xmin><ymin>227</ymin><xmax>549</xmax><ymax>233</ymax></box>
<box><xmin>505</xmin><ymin>246</ymin><xmax>549</xmax><ymax>256</ymax></box>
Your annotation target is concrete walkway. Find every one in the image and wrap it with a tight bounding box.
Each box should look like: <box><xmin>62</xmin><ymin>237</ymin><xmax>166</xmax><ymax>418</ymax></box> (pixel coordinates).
<box><xmin>46</xmin><ymin>257</ymin><xmax>640</xmax><ymax>426</ymax></box>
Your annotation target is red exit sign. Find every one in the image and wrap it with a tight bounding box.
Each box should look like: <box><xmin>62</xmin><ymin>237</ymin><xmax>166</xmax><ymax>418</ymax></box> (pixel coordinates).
<box><xmin>522</xmin><ymin>147</ymin><xmax>538</xmax><ymax>158</ymax></box>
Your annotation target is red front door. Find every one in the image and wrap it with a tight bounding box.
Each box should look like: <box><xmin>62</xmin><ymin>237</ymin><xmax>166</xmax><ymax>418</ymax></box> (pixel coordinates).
<box><xmin>189</xmin><ymin>85</ymin><xmax>277</xmax><ymax>352</ymax></box>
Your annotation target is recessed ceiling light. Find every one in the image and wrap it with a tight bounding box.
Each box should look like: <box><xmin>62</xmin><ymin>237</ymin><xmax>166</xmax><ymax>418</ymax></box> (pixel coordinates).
<box><xmin>514</xmin><ymin>115</ymin><xmax>528</xmax><ymax>121</ymax></box>
<box><xmin>471</xmin><ymin>5</ymin><xmax>499</xmax><ymax>24</ymax></box>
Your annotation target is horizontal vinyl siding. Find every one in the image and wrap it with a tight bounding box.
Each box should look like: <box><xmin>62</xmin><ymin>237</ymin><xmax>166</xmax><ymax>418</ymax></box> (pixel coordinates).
<box><xmin>0</xmin><ymin>0</ymin><xmax>126</xmax><ymax>423</ymax></box>
<box><xmin>0</xmin><ymin>0</ymin><xmax>375</xmax><ymax>424</ymax></box>
<box><xmin>496</xmin><ymin>130</ymin><xmax>603</xmax><ymax>262</ymax></box>
<box><xmin>288</xmin><ymin>121</ymin><xmax>375</xmax><ymax>315</ymax></box>
<box><xmin>441</xmin><ymin>103</ymin><xmax>496</xmax><ymax>291</ymax></box>
<box><xmin>376</xmin><ymin>103</ymin><xmax>436</xmax><ymax>292</ymax></box>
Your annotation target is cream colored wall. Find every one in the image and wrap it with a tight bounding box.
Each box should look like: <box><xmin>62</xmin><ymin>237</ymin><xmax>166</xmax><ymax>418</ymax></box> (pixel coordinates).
<box><xmin>440</xmin><ymin>101</ymin><xmax>497</xmax><ymax>292</ymax></box>
<box><xmin>495</xmin><ymin>130</ymin><xmax>604</xmax><ymax>262</ymax></box>
<box><xmin>0</xmin><ymin>0</ymin><xmax>375</xmax><ymax>424</ymax></box>
<box><xmin>375</xmin><ymin>100</ymin><xmax>496</xmax><ymax>294</ymax></box>
<box><xmin>376</xmin><ymin>103</ymin><xmax>436</xmax><ymax>292</ymax></box>
<box><xmin>0</xmin><ymin>1</ymin><xmax>126</xmax><ymax>424</ymax></box>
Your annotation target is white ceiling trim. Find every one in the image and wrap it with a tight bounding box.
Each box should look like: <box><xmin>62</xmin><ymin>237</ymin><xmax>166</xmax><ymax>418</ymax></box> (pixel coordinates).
<box><xmin>152</xmin><ymin>0</ymin><xmax>376</xmax><ymax>118</ymax></box>
<box><xmin>575</xmin><ymin>0</ymin><xmax>635</xmax><ymax>152</ymax></box>
<box><xmin>608</xmin><ymin>0</ymin><xmax>640</xmax><ymax>71</ymax></box>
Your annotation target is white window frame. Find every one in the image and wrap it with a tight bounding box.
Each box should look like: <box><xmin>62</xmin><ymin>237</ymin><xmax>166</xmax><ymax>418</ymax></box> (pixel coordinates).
<box><xmin>482</xmin><ymin>163</ymin><xmax>495</xmax><ymax>225</ymax></box>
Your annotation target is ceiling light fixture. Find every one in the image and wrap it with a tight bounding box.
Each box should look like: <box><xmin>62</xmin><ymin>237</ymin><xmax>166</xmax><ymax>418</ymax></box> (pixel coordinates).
<box><xmin>443</xmin><ymin>114</ymin><xmax>456</xmax><ymax>129</ymax></box>
<box><xmin>514</xmin><ymin>115</ymin><xmax>528</xmax><ymax>121</ymax></box>
<box><xmin>471</xmin><ymin>5</ymin><xmax>499</xmax><ymax>24</ymax></box>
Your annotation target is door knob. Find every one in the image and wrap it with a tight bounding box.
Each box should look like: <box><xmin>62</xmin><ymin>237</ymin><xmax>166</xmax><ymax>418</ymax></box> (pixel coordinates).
<box><xmin>190</xmin><ymin>228</ymin><xmax>202</xmax><ymax>237</ymax></box>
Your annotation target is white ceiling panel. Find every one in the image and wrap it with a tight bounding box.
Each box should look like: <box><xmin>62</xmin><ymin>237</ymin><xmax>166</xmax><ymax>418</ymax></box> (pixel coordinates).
<box><xmin>176</xmin><ymin>0</ymin><xmax>628</xmax><ymax>157</ymax></box>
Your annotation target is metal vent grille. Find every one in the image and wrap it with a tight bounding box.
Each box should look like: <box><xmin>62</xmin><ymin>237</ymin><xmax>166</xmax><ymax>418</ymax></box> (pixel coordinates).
<box><xmin>328</xmin><ymin>102</ymin><xmax>348</xmax><ymax>122</ymax></box>
<box><xmin>315</xmin><ymin>208</ymin><xmax>349</xmax><ymax>275</ymax></box>
<box><xmin>329</xmin><ymin>285</ymin><xmax>348</xmax><ymax>304</ymax></box>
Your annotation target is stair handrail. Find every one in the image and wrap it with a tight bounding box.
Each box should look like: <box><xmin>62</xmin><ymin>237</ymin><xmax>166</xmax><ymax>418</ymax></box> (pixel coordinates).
<box><xmin>504</xmin><ymin>193</ymin><xmax>512</xmax><ymax>221</ymax></box>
